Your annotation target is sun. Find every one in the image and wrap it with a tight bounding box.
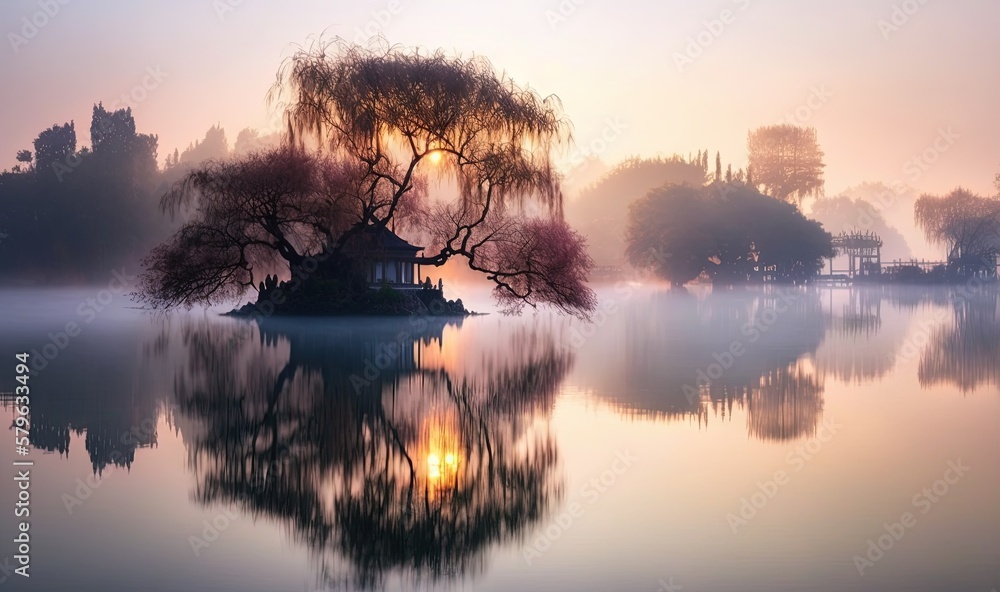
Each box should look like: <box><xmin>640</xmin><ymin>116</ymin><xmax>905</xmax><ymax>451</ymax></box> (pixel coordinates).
<box><xmin>427</xmin><ymin>150</ymin><xmax>442</xmax><ymax>165</ymax></box>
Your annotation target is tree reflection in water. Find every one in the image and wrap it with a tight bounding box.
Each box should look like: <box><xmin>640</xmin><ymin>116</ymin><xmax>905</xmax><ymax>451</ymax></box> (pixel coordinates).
<box><xmin>168</xmin><ymin>317</ymin><xmax>570</xmax><ymax>588</ymax></box>
<box><xmin>572</xmin><ymin>287</ymin><xmax>828</xmax><ymax>441</ymax></box>
<box><xmin>919</xmin><ymin>289</ymin><xmax>1000</xmax><ymax>393</ymax></box>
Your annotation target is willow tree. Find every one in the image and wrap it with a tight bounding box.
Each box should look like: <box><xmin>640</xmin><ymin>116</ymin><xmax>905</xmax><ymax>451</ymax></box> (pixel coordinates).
<box><xmin>914</xmin><ymin>188</ymin><xmax>1000</xmax><ymax>263</ymax></box>
<box><xmin>269</xmin><ymin>41</ymin><xmax>595</xmax><ymax>317</ymax></box>
<box><xmin>139</xmin><ymin>147</ymin><xmax>385</xmax><ymax>307</ymax></box>
<box><xmin>747</xmin><ymin>124</ymin><xmax>825</xmax><ymax>206</ymax></box>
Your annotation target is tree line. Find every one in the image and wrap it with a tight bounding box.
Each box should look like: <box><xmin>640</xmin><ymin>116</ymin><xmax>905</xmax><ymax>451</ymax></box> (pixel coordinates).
<box><xmin>619</xmin><ymin>123</ymin><xmax>999</xmax><ymax>284</ymax></box>
<box><xmin>0</xmin><ymin>108</ymin><xmax>283</xmax><ymax>283</ymax></box>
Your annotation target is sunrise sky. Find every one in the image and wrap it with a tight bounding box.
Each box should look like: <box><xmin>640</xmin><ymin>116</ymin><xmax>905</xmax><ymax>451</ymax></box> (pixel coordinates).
<box><xmin>2</xmin><ymin>0</ymin><xmax>998</xmax><ymax>196</ymax></box>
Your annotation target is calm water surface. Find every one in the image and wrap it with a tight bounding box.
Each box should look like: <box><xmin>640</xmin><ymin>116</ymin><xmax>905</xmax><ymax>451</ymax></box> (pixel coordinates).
<box><xmin>1</xmin><ymin>285</ymin><xmax>998</xmax><ymax>591</ymax></box>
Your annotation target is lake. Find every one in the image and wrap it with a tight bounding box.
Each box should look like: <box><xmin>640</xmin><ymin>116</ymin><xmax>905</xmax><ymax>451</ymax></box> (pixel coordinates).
<box><xmin>1</xmin><ymin>284</ymin><xmax>998</xmax><ymax>591</ymax></box>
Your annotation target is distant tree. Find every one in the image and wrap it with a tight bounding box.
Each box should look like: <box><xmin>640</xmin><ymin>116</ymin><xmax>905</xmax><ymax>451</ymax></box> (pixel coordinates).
<box><xmin>92</xmin><ymin>104</ymin><xmax>134</xmax><ymax>156</ymax></box>
<box><xmin>32</xmin><ymin>122</ymin><xmax>76</xmax><ymax>175</ymax></box>
<box><xmin>565</xmin><ymin>156</ymin><xmax>709</xmax><ymax>265</ymax></box>
<box><xmin>626</xmin><ymin>184</ymin><xmax>714</xmax><ymax>286</ymax></box>
<box><xmin>914</xmin><ymin>188</ymin><xmax>1000</xmax><ymax>265</ymax></box>
<box><xmin>89</xmin><ymin>104</ymin><xmax>159</xmax><ymax>186</ymax></box>
<box><xmin>234</xmin><ymin>127</ymin><xmax>282</xmax><ymax>155</ymax></box>
<box><xmin>180</xmin><ymin>125</ymin><xmax>229</xmax><ymax>164</ymax></box>
<box><xmin>15</xmin><ymin>150</ymin><xmax>32</xmax><ymax>169</ymax></box>
<box><xmin>627</xmin><ymin>183</ymin><xmax>833</xmax><ymax>285</ymax></box>
<box><xmin>715</xmin><ymin>151</ymin><xmax>722</xmax><ymax>182</ymax></box>
<box><xmin>725</xmin><ymin>164</ymin><xmax>733</xmax><ymax>184</ymax></box>
<box><xmin>164</xmin><ymin>149</ymin><xmax>178</xmax><ymax>169</ymax></box>
<box><xmin>747</xmin><ymin>124</ymin><xmax>825</xmax><ymax>206</ymax></box>
<box><xmin>1</xmin><ymin>105</ymin><xmax>169</xmax><ymax>282</ymax></box>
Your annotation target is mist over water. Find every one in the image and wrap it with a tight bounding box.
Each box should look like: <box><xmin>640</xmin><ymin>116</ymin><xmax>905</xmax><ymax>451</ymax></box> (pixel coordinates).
<box><xmin>2</xmin><ymin>285</ymin><xmax>997</xmax><ymax>591</ymax></box>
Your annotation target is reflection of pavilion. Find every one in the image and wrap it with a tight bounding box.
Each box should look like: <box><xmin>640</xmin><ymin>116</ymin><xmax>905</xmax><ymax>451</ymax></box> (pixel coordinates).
<box><xmin>829</xmin><ymin>287</ymin><xmax>882</xmax><ymax>337</ymax></box>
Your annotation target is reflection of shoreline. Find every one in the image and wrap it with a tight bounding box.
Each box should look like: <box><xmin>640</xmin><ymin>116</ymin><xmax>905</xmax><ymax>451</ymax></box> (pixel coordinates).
<box><xmin>167</xmin><ymin>316</ymin><xmax>569</xmax><ymax>589</ymax></box>
<box><xmin>569</xmin><ymin>288</ymin><xmax>828</xmax><ymax>441</ymax></box>
<box><xmin>0</xmin><ymin>329</ymin><xmax>165</xmax><ymax>474</ymax></box>
<box><xmin>919</xmin><ymin>290</ymin><xmax>1000</xmax><ymax>393</ymax></box>
<box><xmin>569</xmin><ymin>285</ymin><xmax>1000</xmax><ymax>439</ymax></box>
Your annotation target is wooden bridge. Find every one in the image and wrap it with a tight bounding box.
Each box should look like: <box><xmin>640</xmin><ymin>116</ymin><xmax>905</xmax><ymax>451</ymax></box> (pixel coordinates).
<box><xmin>821</xmin><ymin>230</ymin><xmax>998</xmax><ymax>283</ymax></box>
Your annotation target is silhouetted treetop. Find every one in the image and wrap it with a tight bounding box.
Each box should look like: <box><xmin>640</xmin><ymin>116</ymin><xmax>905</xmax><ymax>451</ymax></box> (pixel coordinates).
<box><xmin>32</xmin><ymin>121</ymin><xmax>76</xmax><ymax>175</ymax></box>
<box><xmin>271</xmin><ymin>40</ymin><xmax>569</xmax><ymax>216</ymax></box>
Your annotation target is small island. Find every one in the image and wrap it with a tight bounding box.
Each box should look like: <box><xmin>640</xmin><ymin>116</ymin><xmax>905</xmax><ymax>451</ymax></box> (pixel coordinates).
<box><xmin>136</xmin><ymin>42</ymin><xmax>597</xmax><ymax>319</ymax></box>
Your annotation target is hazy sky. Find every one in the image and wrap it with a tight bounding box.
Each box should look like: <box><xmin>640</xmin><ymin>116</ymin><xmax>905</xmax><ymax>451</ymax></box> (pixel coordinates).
<box><xmin>2</xmin><ymin>0</ymin><xmax>999</xmax><ymax>197</ymax></box>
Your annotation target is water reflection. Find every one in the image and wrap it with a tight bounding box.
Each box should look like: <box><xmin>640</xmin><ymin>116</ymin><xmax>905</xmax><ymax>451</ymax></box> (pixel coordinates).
<box><xmin>572</xmin><ymin>287</ymin><xmax>828</xmax><ymax>441</ymax></box>
<box><xmin>814</xmin><ymin>287</ymin><xmax>909</xmax><ymax>383</ymax></box>
<box><xmin>167</xmin><ymin>316</ymin><xmax>569</xmax><ymax>588</ymax></box>
<box><xmin>20</xmin><ymin>331</ymin><xmax>161</xmax><ymax>474</ymax></box>
<box><xmin>919</xmin><ymin>288</ymin><xmax>1000</xmax><ymax>392</ymax></box>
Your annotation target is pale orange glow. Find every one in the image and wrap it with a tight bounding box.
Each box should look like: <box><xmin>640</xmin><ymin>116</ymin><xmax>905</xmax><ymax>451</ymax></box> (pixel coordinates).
<box><xmin>421</xmin><ymin>411</ymin><xmax>461</xmax><ymax>499</ymax></box>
